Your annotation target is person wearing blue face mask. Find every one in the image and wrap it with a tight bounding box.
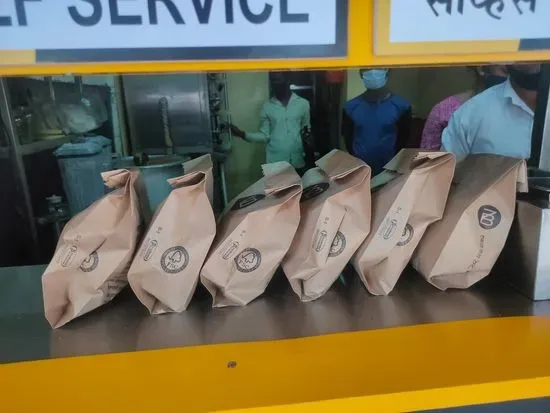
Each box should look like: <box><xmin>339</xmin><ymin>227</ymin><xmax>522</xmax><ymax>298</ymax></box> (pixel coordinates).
<box><xmin>342</xmin><ymin>68</ymin><xmax>412</xmax><ymax>175</ymax></box>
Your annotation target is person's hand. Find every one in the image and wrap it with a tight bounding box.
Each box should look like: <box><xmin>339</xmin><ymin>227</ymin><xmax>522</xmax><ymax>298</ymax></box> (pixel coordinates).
<box><xmin>301</xmin><ymin>126</ymin><xmax>313</xmax><ymax>148</ymax></box>
<box><xmin>229</xmin><ymin>124</ymin><xmax>245</xmax><ymax>139</ymax></box>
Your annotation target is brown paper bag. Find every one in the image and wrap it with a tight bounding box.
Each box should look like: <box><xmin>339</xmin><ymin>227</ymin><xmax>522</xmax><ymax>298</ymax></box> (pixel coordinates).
<box><xmin>200</xmin><ymin>162</ymin><xmax>302</xmax><ymax>307</ymax></box>
<box><xmin>128</xmin><ymin>155</ymin><xmax>216</xmax><ymax>314</ymax></box>
<box><xmin>42</xmin><ymin>169</ymin><xmax>142</xmax><ymax>328</ymax></box>
<box><xmin>412</xmin><ymin>154</ymin><xmax>527</xmax><ymax>290</ymax></box>
<box><xmin>282</xmin><ymin>150</ymin><xmax>371</xmax><ymax>302</ymax></box>
<box><xmin>352</xmin><ymin>150</ymin><xmax>456</xmax><ymax>295</ymax></box>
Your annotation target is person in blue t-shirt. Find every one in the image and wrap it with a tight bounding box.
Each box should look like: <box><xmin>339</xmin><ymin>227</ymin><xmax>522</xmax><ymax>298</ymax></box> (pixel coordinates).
<box><xmin>342</xmin><ymin>68</ymin><xmax>412</xmax><ymax>175</ymax></box>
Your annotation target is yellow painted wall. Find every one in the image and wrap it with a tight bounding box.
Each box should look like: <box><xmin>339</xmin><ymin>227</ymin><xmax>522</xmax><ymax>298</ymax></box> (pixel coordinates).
<box><xmin>416</xmin><ymin>67</ymin><xmax>476</xmax><ymax>117</ymax></box>
<box><xmin>225</xmin><ymin>72</ymin><xmax>269</xmax><ymax>199</ymax></box>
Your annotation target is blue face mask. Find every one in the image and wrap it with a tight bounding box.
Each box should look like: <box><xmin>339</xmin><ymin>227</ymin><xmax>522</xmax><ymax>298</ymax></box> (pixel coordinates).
<box><xmin>362</xmin><ymin>69</ymin><xmax>388</xmax><ymax>90</ymax></box>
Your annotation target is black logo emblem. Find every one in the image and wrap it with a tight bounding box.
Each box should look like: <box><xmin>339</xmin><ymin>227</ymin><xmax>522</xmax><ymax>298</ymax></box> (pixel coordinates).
<box><xmin>478</xmin><ymin>205</ymin><xmax>501</xmax><ymax>230</ymax></box>
<box><xmin>231</xmin><ymin>194</ymin><xmax>265</xmax><ymax>211</ymax></box>
<box><xmin>160</xmin><ymin>246</ymin><xmax>189</xmax><ymax>274</ymax></box>
<box><xmin>222</xmin><ymin>241</ymin><xmax>240</xmax><ymax>260</ymax></box>
<box><xmin>397</xmin><ymin>224</ymin><xmax>414</xmax><ymax>247</ymax></box>
<box><xmin>328</xmin><ymin>231</ymin><xmax>346</xmax><ymax>258</ymax></box>
<box><xmin>313</xmin><ymin>230</ymin><xmax>328</xmax><ymax>252</ymax></box>
<box><xmin>301</xmin><ymin>183</ymin><xmax>330</xmax><ymax>203</ymax></box>
<box><xmin>143</xmin><ymin>240</ymin><xmax>158</xmax><ymax>262</ymax></box>
<box><xmin>57</xmin><ymin>244</ymin><xmax>78</xmax><ymax>267</ymax></box>
<box><xmin>382</xmin><ymin>218</ymin><xmax>398</xmax><ymax>240</ymax></box>
<box><xmin>80</xmin><ymin>251</ymin><xmax>99</xmax><ymax>273</ymax></box>
<box><xmin>234</xmin><ymin>248</ymin><xmax>262</xmax><ymax>273</ymax></box>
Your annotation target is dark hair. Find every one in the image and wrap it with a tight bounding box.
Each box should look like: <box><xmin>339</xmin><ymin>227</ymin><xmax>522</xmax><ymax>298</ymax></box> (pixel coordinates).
<box><xmin>271</xmin><ymin>72</ymin><xmax>291</xmax><ymax>84</ymax></box>
<box><xmin>359</xmin><ymin>68</ymin><xmax>389</xmax><ymax>76</ymax></box>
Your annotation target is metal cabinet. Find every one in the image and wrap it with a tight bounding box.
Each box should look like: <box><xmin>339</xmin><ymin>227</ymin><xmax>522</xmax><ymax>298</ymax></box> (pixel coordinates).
<box><xmin>122</xmin><ymin>74</ymin><xmax>213</xmax><ymax>155</ymax></box>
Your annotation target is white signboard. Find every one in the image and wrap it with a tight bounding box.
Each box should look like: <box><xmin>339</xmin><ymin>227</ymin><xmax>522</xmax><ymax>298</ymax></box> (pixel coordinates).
<box><xmin>0</xmin><ymin>0</ymin><xmax>347</xmax><ymax>62</ymax></box>
<box><xmin>390</xmin><ymin>0</ymin><xmax>549</xmax><ymax>43</ymax></box>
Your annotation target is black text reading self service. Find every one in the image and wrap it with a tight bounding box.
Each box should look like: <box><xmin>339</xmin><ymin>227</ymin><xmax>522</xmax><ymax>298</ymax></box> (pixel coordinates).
<box><xmin>0</xmin><ymin>0</ymin><xmax>310</xmax><ymax>27</ymax></box>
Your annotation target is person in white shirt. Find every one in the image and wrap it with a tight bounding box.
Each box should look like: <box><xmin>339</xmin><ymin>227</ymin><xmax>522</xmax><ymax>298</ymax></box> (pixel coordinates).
<box><xmin>441</xmin><ymin>64</ymin><xmax>541</xmax><ymax>162</ymax></box>
<box><xmin>230</xmin><ymin>73</ymin><xmax>311</xmax><ymax>172</ymax></box>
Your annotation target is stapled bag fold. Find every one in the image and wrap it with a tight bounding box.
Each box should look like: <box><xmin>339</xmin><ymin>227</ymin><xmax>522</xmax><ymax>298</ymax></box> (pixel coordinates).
<box><xmin>42</xmin><ymin>169</ymin><xmax>142</xmax><ymax>328</ymax></box>
<box><xmin>128</xmin><ymin>155</ymin><xmax>216</xmax><ymax>314</ymax></box>
<box><xmin>283</xmin><ymin>150</ymin><xmax>372</xmax><ymax>302</ymax></box>
<box><xmin>201</xmin><ymin>162</ymin><xmax>302</xmax><ymax>307</ymax></box>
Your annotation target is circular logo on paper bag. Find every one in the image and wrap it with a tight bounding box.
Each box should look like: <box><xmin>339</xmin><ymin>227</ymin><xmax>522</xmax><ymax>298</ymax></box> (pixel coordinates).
<box><xmin>235</xmin><ymin>248</ymin><xmax>262</xmax><ymax>273</ymax></box>
<box><xmin>397</xmin><ymin>224</ymin><xmax>414</xmax><ymax>247</ymax></box>
<box><xmin>477</xmin><ymin>205</ymin><xmax>502</xmax><ymax>230</ymax></box>
<box><xmin>328</xmin><ymin>232</ymin><xmax>347</xmax><ymax>258</ymax></box>
<box><xmin>80</xmin><ymin>251</ymin><xmax>99</xmax><ymax>273</ymax></box>
<box><xmin>160</xmin><ymin>246</ymin><xmax>189</xmax><ymax>274</ymax></box>
<box><xmin>301</xmin><ymin>183</ymin><xmax>329</xmax><ymax>203</ymax></box>
<box><xmin>231</xmin><ymin>194</ymin><xmax>265</xmax><ymax>211</ymax></box>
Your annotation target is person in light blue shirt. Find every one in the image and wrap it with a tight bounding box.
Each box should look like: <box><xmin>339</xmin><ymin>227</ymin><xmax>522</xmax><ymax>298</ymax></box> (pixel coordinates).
<box><xmin>342</xmin><ymin>68</ymin><xmax>412</xmax><ymax>175</ymax></box>
<box><xmin>442</xmin><ymin>64</ymin><xmax>541</xmax><ymax>162</ymax></box>
<box><xmin>230</xmin><ymin>73</ymin><xmax>311</xmax><ymax>172</ymax></box>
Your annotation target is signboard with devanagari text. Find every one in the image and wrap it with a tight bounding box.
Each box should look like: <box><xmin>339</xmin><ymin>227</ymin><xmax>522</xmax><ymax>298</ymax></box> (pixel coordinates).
<box><xmin>375</xmin><ymin>0</ymin><xmax>550</xmax><ymax>55</ymax></box>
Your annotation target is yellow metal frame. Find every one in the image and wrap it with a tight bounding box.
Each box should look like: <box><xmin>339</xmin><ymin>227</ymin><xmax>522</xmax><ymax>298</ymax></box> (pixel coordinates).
<box><xmin>2</xmin><ymin>0</ymin><xmax>550</xmax><ymax>75</ymax></box>
<box><xmin>2</xmin><ymin>317</ymin><xmax>550</xmax><ymax>412</ymax></box>
<box><xmin>3</xmin><ymin>1</ymin><xmax>550</xmax><ymax>410</ymax></box>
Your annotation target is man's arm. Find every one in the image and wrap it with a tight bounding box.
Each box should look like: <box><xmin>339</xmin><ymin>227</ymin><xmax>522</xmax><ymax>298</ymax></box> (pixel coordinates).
<box><xmin>244</xmin><ymin>105</ymin><xmax>271</xmax><ymax>143</ymax></box>
<box><xmin>396</xmin><ymin>107</ymin><xmax>412</xmax><ymax>151</ymax></box>
<box><xmin>301</xmin><ymin>100</ymin><xmax>313</xmax><ymax>147</ymax></box>
<box><xmin>341</xmin><ymin>110</ymin><xmax>354</xmax><ymax>154</ymax></box>
<box><xmin>420</xmin><ymin>103</ymin><xmax>445</xmax><ymax>150</ymax></box>
<box><xmin>441</xmin><ymin>108</ymin><xmax>471</xmax><ymax>162</ymax></box>
<box><xmin>302</xmin><ymin>100</ymin><xmax>312</xmax><ymax>129</ymax></box>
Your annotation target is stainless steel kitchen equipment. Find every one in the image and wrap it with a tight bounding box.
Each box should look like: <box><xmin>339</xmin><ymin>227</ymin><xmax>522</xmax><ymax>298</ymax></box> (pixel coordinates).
<box><xmin>85</xmin><ymin>135</ymin><xmax>113</xmax><ymax>172</ymax></box>
<box><xmin>3</xmin><ymin>265</ymin><xmax>550</xmax><ymax>364</ymax></box>
<box><xmin>209</xmin><ymin>73</ymin><xmax>232</xmax><ymax>209</ymax></box>
<box><xmin>499</xmin><ymin>170</ymin><xmax>550</xmax><ymax>301</ymax></box>
<box><xmin>54</xmin><ymin>139</ymin><xmax>105</xmax><ymax>216</ymax></box>
<box><xmin>122</xmin><ymin>74</ymin><xmax>213</xmax><ymax>154</ymax></box>
<box><xmin>0</xmin><ymin>76</ymin><xmax>113</xmax><ymax>264</ymax></box>
<box><xmin>36</xmin><ymin>195</ymin><xmax>70</xmax><ymax>239</ymax></box>
<box><xmin>496</xmin><ymin>65</ymin><xmax>550</xmax><ymax>301</ymax></box>
<box><xmin>114</xmin><ymin>154</ymin><xmax>189</xmax><ymax>222</ymax></box>
<box><xmin>0</xmin><ymin>78</ymin><xmax>40</xmax><ymax>260</ymax></box>
<box><xmin>13</xmin><ymin>105</ymin><xmax>33</xmax><ymax>144</ymax></box>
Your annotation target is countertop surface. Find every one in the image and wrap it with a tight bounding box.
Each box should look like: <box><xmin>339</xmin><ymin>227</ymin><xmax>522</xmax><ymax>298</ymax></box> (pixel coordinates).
<box><xmin>2</xmin><ymin>265</ymin><xmax>550</xmax><ymax>364</ymax></box>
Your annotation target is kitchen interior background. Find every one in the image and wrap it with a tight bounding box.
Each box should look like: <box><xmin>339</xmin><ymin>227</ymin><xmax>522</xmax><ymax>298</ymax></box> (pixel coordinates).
<box><xmin>229</xmin><ymin>67</ymin><xmax>474</xmax><ymax>197</ymax></box>
<box><xmin>0</xmin><ymin>66</ymin><xmax>476</xmax><ymax>267</ymax></box>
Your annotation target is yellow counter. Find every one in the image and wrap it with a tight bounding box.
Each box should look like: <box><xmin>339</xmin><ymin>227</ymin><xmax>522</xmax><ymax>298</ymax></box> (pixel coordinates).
<box><xmin>2</xmin><ymin>316</ymin><xmax>550</xmax><ymax>412</ymax></box>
